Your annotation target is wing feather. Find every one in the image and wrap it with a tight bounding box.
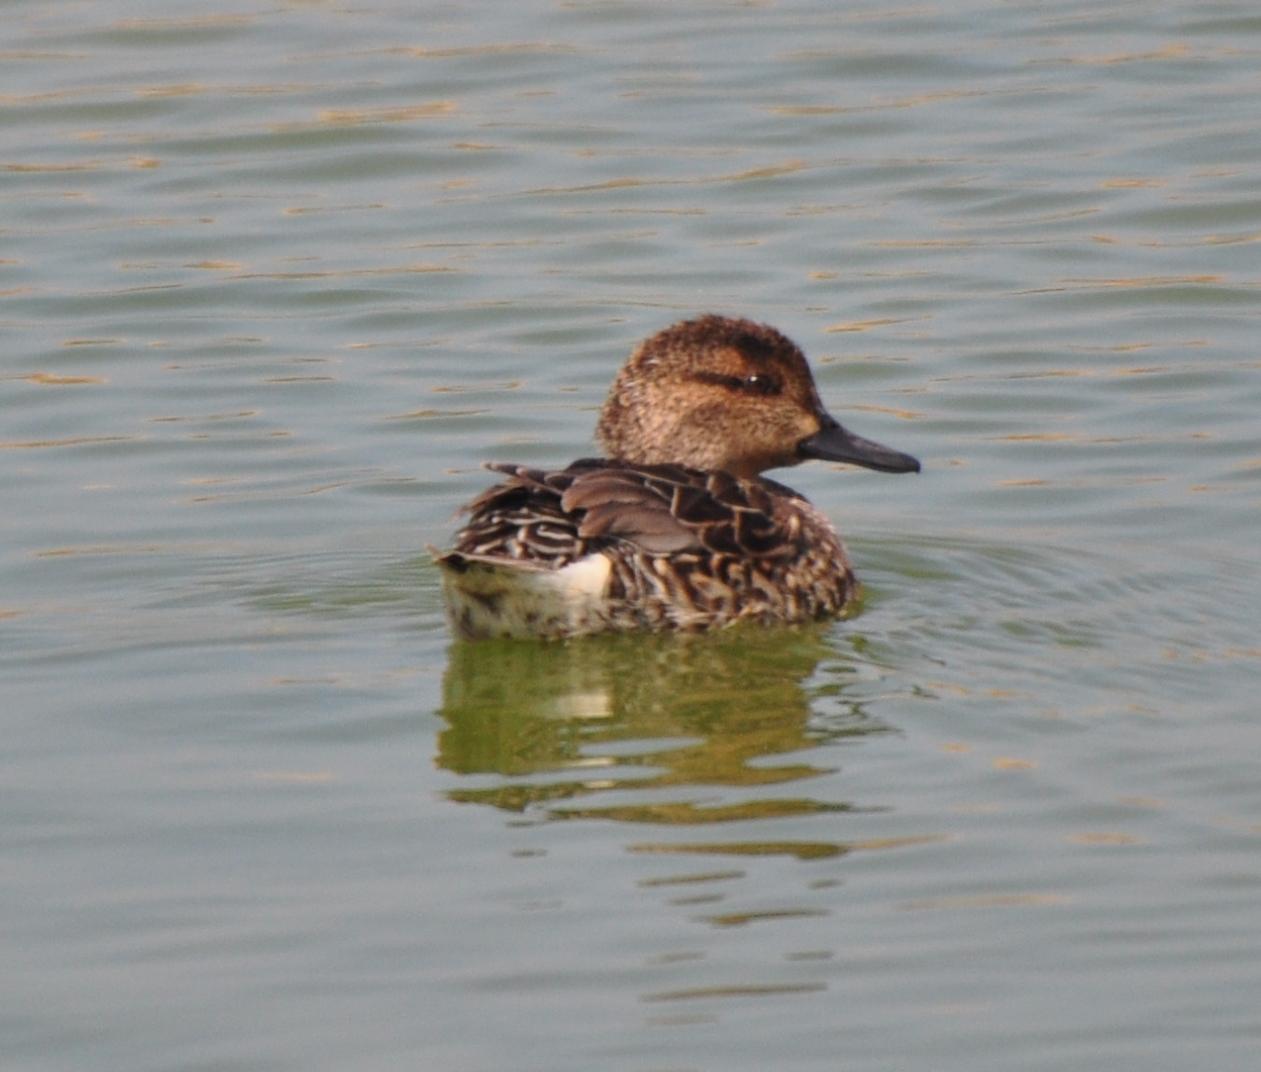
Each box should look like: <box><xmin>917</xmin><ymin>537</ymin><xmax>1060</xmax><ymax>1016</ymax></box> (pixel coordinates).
<box><xmin>447</xmin><ymin>459</ymin><xmax>801</xmax><ymax>566</ymax></box>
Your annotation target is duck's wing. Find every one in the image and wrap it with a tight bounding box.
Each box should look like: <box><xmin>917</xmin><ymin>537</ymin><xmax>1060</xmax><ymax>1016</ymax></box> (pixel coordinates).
<box><xmin>447</xmin><ymin>460</ymin><xmax>800</xmax><ymax>566</ymax></box>
<box><xmin>444</xmin><ymin>463</ymin><xmax>588</xmax><ymax>568</ymax></box>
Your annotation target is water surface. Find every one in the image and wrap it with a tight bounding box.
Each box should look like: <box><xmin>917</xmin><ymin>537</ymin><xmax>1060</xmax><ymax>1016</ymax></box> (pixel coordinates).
<box><xmin>4</xmin><ymin>2</ymin><xmax>1260</xmax><ymax>1070</ymax></box>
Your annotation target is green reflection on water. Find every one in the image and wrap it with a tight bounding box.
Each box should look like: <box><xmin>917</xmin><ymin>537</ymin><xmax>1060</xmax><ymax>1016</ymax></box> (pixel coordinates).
<box><xmin>436</xmin><ymin>625</ymin><xmax>889</xmax><ymax>825</ymax></box>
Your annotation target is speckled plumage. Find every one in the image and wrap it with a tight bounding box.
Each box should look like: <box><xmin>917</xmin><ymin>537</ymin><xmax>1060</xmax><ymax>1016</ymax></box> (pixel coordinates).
<box><xmin>437</xmin><ymin>315</ymin><xmax>919</xmax><ymax>640</ymax></box>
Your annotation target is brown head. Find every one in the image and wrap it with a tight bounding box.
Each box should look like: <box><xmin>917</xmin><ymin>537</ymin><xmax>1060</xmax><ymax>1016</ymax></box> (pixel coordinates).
<box><xmin>595</xmin><ymin>315</ymin><xmax>920</xmax><ymax>479</ymax></box>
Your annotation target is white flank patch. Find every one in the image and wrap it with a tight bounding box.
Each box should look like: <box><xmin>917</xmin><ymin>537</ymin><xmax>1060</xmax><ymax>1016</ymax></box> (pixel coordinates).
<box><xmin>552</xmin><ymin>553</ymin><xmax>613</xmax><ymax>599</ymax></box>
<box><xmin>441</xmin><ymin>552</ymin><xmax>613</xmax><ymax>639</ymax></box>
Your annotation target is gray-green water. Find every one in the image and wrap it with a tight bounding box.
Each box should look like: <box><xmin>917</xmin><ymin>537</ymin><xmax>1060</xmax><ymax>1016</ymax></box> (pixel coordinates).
<box><xmin>4</xmin><ymin>2</ymin><xmax>1260</xmax><ymax>1069</ymax></box>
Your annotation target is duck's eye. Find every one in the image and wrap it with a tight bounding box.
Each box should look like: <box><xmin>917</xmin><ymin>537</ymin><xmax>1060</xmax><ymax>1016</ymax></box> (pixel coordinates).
<box><xmin>741</xmin><ymin>373</ymin><xmax>780</xmax><ymax>395</ymax></box>
<box><xmin>695</xmin><ymin>370</ymin><xmax>781</xmax><ymax>395</ymax></box>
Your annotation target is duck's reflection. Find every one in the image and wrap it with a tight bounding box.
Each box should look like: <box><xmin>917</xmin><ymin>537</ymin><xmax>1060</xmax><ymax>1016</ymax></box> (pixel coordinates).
<box><xmin>436</xmin><ymin>625</ymin><xmax>888</xmax><ymax>826</ymax></box>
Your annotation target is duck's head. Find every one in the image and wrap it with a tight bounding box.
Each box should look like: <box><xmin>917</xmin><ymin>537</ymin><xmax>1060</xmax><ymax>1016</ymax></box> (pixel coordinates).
<box><xmin>596</xmin><ymin>315</ymin><xmax>921</xmax><ymax>480</ymax></box>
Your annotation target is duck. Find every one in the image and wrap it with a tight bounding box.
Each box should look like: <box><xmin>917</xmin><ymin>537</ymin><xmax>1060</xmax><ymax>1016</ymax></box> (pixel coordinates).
<box><xmin>436</xmin><ymin>314</ymin><xmax>920</xmax><ymax>640</ymax></box>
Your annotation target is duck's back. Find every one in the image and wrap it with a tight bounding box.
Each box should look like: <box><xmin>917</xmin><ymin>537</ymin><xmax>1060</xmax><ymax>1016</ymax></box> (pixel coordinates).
<box><xmin>437</xmin><ymin>460</ymin><xmax>856</xmax><ymax>639</ymax></box>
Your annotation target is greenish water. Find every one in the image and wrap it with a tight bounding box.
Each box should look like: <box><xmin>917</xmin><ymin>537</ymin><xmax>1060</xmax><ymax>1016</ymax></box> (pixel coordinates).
<box><xmin>4</xmin><ymin>2</ymin><xmax>1260</xmax><ymax>1069</ymax></box>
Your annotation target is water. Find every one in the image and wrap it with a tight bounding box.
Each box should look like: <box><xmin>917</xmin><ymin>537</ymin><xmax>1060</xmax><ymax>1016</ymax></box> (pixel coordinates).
<box><xmin>4</xmin><ymin>2</ymin><xmax>1260</xmax><ymax>1069</ymax></box>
